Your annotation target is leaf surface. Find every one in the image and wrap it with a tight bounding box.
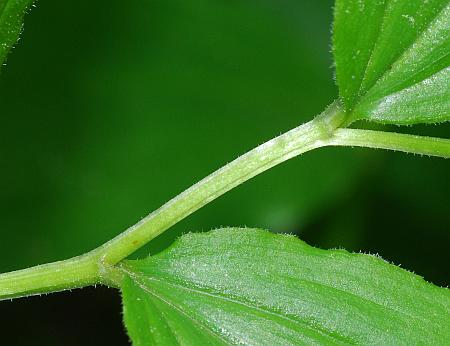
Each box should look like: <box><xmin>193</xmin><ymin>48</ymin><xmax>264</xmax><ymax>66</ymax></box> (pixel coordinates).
<box><xmin>333</xmin><ymin>0</ymin><xmax>450</xmax><ymax>125</ymax></box>
<box><xmin>0</xmin><ymin>0</ymin><xmax>34</xmax><ymax>68</ymax></box>
<box><xmin>120</xmin><ymin>228</ymin><xmax>450</xmax><ymax>345</ymax></box>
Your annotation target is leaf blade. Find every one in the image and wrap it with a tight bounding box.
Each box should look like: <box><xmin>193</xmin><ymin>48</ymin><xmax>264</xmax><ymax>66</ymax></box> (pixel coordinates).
<box><xmin>333</xmin><ymin>0</ymin><xmax>450</xmax><ymax>125</ymax></box>
<box><xmin>0</xmin><ymin>0</ymin><xmax>34</xmax><ymax>68</ymax></box>
<box><xmin>122</xmin><ymin>275</ymin><xmax>226</xmax><ymax>346</ymax></box>
<box><xmin>120</xmin><ymin>228</ymin><xmax>450</xmax><ymax>345</ymax></box>
<box><xmin>333</xmin><ymin>0</ymin><xmax>387</xmax><ymax>111</ymax></box>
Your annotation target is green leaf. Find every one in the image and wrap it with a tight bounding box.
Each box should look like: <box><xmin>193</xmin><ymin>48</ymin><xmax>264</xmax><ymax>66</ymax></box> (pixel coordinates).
<box><xmin>120</xmin><ymin>228</ymin><xmax>450</xmax><ymax>345</ymax></box>
<box><xmin>333</xmin><ymin>0</ymin><xmax>450</xmax><ymax>125</ymax></box>
<box><xmin>0</xmin><ymin>0</ymin><xmax>34</xmax><ymax>68</ymax></box>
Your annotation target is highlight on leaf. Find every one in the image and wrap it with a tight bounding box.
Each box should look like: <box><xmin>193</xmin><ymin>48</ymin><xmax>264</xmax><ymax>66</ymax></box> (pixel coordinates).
<box><xmin>333</xmin><ymin>0</ymin><xmax>450</xmax><ymax>125</ymax></box>
<box><xmin>120</xmin><ymin>228</ymin><xmax>450</xmax><ymax>346</ymax></box>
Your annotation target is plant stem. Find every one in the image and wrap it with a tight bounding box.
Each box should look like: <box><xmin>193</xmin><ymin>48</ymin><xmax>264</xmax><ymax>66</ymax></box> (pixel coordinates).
<box><xmin>0</xmin><ymin>102</ymin><xmax>344</xmax><ymax>300</ymax></box>
<box><xmin>94</xmin><ymin>101</ymin><xmax>346</xmax><ymax>265</ymax></box>
<box><xmin>1</xmin><ymin>100</ymin><xmax>448</xmax><ymax>300</ymax></box>
<box><xmin>0</xmin><ymin>254</ymin><xmax>99</xmax><ymax>301</ymax></box>
<box><xmin>330</xmin><ymin>128</ymin><xmax>450</xmax><ymax>158</ymax></box>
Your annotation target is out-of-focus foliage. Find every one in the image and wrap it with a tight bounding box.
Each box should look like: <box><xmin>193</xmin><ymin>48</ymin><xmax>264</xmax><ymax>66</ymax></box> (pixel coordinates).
<box><xmin>0</xmin><ymin>0</ymin><xmax>448</xmax><ymax>344</ymax></box>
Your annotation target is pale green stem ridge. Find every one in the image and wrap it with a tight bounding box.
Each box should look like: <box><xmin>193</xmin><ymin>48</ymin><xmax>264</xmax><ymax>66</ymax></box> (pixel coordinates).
<box><xmin>1</xmin><ymin>100</ymin><xmax>449</xmax><ymax>300</ymax></box>
<box><xmin>94</xmin><ymin>101</ymin><xmax>345</xmax><ymax>265</ymax></box>
<box><xmin>330</xmin><ymin>128</ymin><xmax>450</xmax><ymax>158</ymax></box>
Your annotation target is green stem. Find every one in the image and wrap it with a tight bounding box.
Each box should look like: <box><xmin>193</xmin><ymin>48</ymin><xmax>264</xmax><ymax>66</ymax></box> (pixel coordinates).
<box><xmin>0</xmin><ymin>254</ymin><xmax>99</xmax><ymax>301</ymax></box>
<box><xmin>330</xmin><ymin>128</ymin><xmax>450</xmax><ymax>158</ymax></box>
<box><xmin>93</xmin><ymin>101</ymin><xmax>345</xmax><ymax>265</ymax></box>
<box><xmin>1</xmin><ymin>100</ymin><xmax>449</xmax><ymax>300</ymax></box>
<box><xmin>0</xmin><ymin>102</ymin><xmax>344</xmax><ymax>300</ymax></box>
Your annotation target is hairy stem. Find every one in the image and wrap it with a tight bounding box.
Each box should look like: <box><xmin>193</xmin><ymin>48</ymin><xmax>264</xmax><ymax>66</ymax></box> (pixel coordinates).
<box><xmin>0</xmin><ymin>254</ymin><xmax>99</xmax><ymax>301</ymax></box>
<box><xmin>93</xmin><ymin>101</ymin><xmax>345</xmax><ymax>265</ymax></box>
<box><xmin>0</xmin><ymin>102</ymin><xmax>344</xmax><ymax>300</ymax></box>
<box><xmin>331</xmin><ymin>128</ymin><xmax>450</xmax><ymax>158</ymax></box>
<box><xmin>1</xmin><ymin>100</ymin><xmax>449</xmax><ymax>300</ymax></box>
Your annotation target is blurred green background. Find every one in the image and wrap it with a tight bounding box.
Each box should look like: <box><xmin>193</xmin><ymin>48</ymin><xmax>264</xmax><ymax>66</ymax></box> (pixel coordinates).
<box><xmin>0</xmin><ymin>0</ymin><xmax>448</xmax><ymax>344</ymax></box>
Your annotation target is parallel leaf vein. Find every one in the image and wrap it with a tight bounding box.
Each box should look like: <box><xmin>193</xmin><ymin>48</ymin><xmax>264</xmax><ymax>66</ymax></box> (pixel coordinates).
<box><xmin>363</xmin><ymin>2</ymin><xmax>450</xmax><ymax>100</ymax></box>
<box><xmin>127</xmin><ymin>270</ymin><xmax>230</xmax><ymax>345</ymax></box>
<box><xmin>139</xmin><ymin>274</ymin><xmax>355</xmax><ymax>344</ymax></box>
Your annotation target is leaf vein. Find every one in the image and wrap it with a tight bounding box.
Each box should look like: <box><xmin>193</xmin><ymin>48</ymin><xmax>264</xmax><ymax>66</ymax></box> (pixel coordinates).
<box><xmin>362</xmin><ymin>2</ymin><xmax>450</xmax><ymax>99</ymax></box>
<box><xmin>125</xmin><ymin>268</ymin><xmax>230</xmax><ymax>345</ymax></box>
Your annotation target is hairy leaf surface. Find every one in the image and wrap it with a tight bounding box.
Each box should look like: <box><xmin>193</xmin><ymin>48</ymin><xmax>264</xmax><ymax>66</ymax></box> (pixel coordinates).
<box><xmin>333</xmin><ymin>0</ymin><xmax>450</xmax><ymax>125</ymax></box>
<box><xmin>0</xmin><ymin>0</ymin><xmax>34</xmax><ymax>68</ymax></box>
<box><xmin>120</xmin><ymin>228</ymin><xmax>450</xmax><ymax>345</ymax></box>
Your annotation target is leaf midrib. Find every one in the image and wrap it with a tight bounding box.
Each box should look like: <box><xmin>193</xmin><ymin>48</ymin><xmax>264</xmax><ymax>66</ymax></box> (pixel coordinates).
<box><xmin>130</xmin><ymin>273</ymin><xmax>355</xmax><ymax>345</ymax></box>
<box><xmin>356</xmin><ymin>0</ymin><xmax>389</xmax><ymax>100</ymax></box>
<box><xmin>125</xmin><ymin>268</ymin><xmax>231</xmax><ymax>346</ymax></box>
<box><xmin>355</xmin><ymin>2</ymin><xmax>449</xmax><ymax>108</ymax></box>
<box><xmin>124</xmin><ymin>251</ymin><xmax>446</xmax><ymax>343</ymax></box>
<box><xmin>150</xmin><ymin>267</ymin><xmax>419</xmax><ymax>322</ymax></box>
<box><xmin>137</xmin><ymin>238</ymin><xmax>446</xmax><ymax>324</ymax></box>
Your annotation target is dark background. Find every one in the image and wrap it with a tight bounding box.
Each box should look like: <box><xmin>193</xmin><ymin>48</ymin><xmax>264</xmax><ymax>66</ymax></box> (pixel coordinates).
<box><xmin>0</xmin><ymin>0</ymin><xmax>448</xmax><ymax>345</ymax></box>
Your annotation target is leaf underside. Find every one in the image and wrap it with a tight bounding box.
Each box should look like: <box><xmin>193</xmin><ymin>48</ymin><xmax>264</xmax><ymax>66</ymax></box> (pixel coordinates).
<box><xmin>120</xmin><ymin>228</ymin><xmax>450</xmax><ymax>345</ymax></box>
<box><xmin>333</xmin><ymin>0</ymin><xmax>450</xmax><ymax>125</ymax></box>
<box><xmin>0</xmin><ymin>0</ymin><xmax>34</xmax><ymax>69</ymax></box>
